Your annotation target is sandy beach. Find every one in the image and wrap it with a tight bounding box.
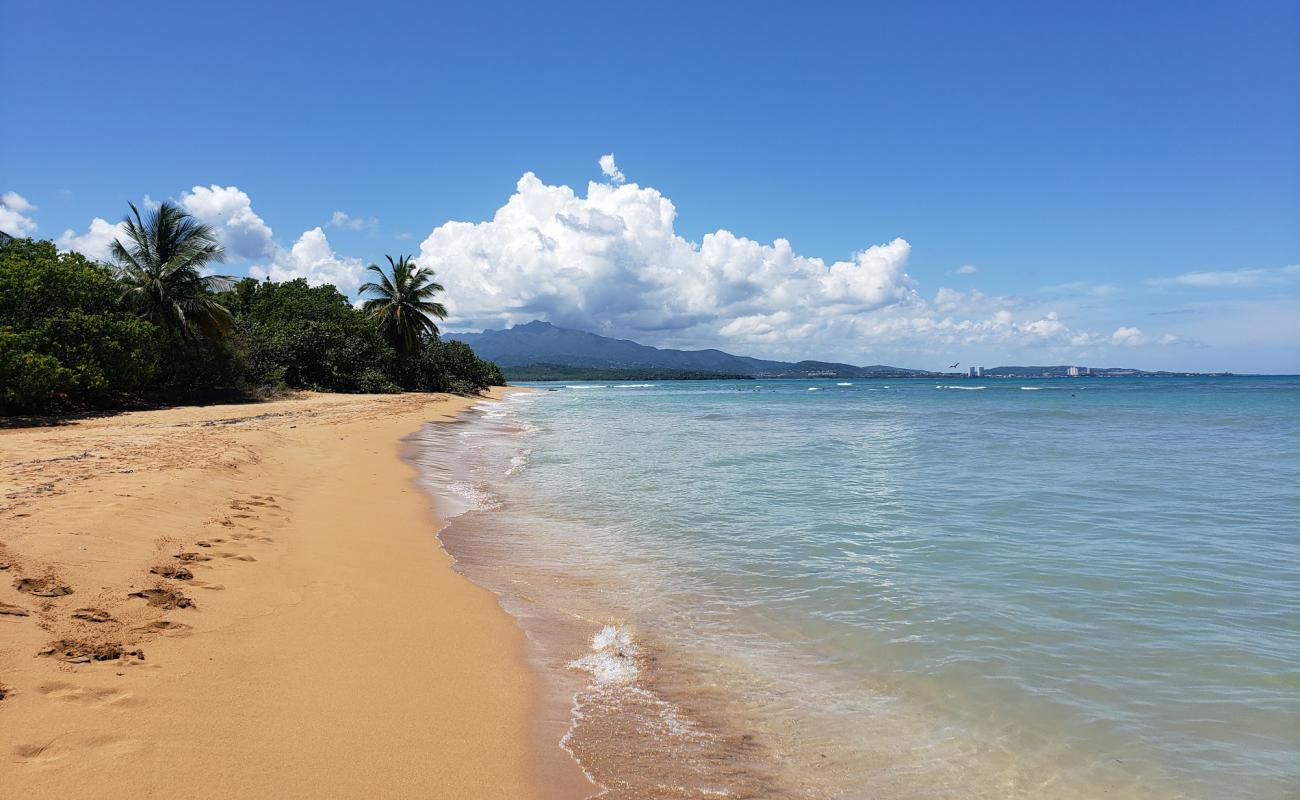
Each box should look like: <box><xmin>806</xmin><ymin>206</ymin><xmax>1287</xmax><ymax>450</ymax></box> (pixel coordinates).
<box><xmin>0</xmin><ymin>390</ymin><xmax>553</xmax><ymax>798</ymax></box>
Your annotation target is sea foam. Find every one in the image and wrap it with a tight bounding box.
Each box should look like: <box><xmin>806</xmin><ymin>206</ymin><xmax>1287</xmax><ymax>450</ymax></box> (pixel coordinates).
<box><xmin>569</xmin><ymin>624</ymin><xmax>640</xmax><ymax>685</ymax></box>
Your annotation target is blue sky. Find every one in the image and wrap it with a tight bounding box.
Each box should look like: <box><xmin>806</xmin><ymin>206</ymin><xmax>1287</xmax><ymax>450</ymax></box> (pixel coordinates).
<box><xmin>2</xmin><ymin>1</ymin><xmax>1297</xmax><ymax>372</ymax></box>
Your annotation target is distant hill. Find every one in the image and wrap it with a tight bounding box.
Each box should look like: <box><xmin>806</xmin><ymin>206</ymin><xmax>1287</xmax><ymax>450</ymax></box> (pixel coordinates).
<box><xmin>447</xmin><ymin>321</ymin><xmax>928</xmax><ymax>378</ymax></box>
<box><xmin>502</xmin><ymin>363</ymin><xmax>750</xmax><ymax>382</ymax></box>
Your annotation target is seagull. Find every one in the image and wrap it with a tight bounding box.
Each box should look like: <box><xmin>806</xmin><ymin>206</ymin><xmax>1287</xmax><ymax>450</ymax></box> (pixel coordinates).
<box><xmin>948</xmin><ymin>362</ymin><xmax>960</xmax><ymax>369</ymax></box>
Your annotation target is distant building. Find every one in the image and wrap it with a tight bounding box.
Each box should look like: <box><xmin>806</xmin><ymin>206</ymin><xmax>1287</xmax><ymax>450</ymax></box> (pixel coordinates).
<box><xmin>976</xmin><ymin>366</ymin><xmax>984</xmax><ymax>377</ymax></box>
<box><xmin>968</xmin><ymin>366</ymin><xmax>977</xmax><ymax>377</ymax></box>
<box><xmin>1068</xmin><ymin>366</ymin><xmax>1080</xmax><ymax>377</ymax></box>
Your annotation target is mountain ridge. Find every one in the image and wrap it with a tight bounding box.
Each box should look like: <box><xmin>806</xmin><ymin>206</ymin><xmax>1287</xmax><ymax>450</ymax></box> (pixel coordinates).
<box><xmin>446</xmin><ymin>321</ymin><xmax>928</xmax><ymax>378</ymax></box>
<box><xmin>447</xmin><ymin>321</ymin><xmax>1235</xmax><ymax>380</ymax></box>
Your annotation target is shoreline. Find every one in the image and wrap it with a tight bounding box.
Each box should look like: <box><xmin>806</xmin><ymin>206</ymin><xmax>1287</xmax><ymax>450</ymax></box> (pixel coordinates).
<box><xmin>0</xmin><ymin>390</ymin><xmax>550</xmax><ymax>798</ymax></box>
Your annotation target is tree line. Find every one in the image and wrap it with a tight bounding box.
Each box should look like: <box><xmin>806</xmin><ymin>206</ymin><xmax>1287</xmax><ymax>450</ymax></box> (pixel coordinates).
<box><xmin>0</xmin><ymin>202</ymin><xmax>504</xmax><ymax>415</ymax></box>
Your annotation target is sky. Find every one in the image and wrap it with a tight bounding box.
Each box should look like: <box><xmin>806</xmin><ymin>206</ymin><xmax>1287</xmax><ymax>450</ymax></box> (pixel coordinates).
<box><xmin>2</xmin><ymin>1</ymin><xmax>1297</xmax><ymax>372</ymax></box>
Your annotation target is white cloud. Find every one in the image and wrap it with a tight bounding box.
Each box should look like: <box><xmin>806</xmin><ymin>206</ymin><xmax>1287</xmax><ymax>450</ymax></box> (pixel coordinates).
<box><xmin>415</xmin><ymin>167</ymin><xmax>1180</xmax><ymax>360</ymax></box>
<box><xmin>249</xmin><ymin>227</ymin><xmax>364</xmax><ymax>289</ymax></box>
<box><xmin>1111</xmin><ymin>326</ymin><xmax>1179</xmax><ymax>346</ymax></box>
<box><xmin>1042</xmin><ymin>280</ymin><xmax>1120</xmax><ymax>298</ymax></box>
<box><xmin>329</xmin><ymin>211</ymin><xmax>378</xmax><ymax>231</ymax></box>
<box><xmin>0</xmin><ymin>191</ymin><xmax>38</xmax><ymax>236</ymax></box>
<box><xmin>56</xmin><ymin>217</ymin><xmax>127</xmax><ymax>261</ymax></box>
<box><xmin>178</xmin><ymin>185</ymin><xmax>275</xmax><ymax>259</ymax></box>
<box><xmin>956</xmin><ymin>264</ymin><xmax>977</xmax><ymax>274</ymax></box>
<box><xmin>418</xmin><ymin>170</ymin><xmax>917</xmax><ymax>344</ymax></box>
<box><xmin>1149</xmin><ymin>266</ymin><xmax>1298</xmax><ymax>288</ymax></box>
<box><xmin>599</xmin><ymin>154</ymin><xmax>625</xmax><ymax>185</ymax></box>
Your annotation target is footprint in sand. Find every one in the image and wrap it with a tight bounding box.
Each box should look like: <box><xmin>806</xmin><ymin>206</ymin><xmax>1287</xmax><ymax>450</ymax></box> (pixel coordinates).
<box><xmin>0</xmin><ymin>601</ymin><xmax>30</xmax><ymax>617</ymax></box>
<box><xmin>173</xmin><ymin>551</ymin><xmax>211</xmax><ymax>563</ymax></box>
<box><xmin>38</xmin><ymin>640</ymin><xmax>145</xmax><ymax>664</ymax></box>
<box><xmin>14</xmin><ymin>576</ymin><xmax>73</xmax><ymax>597</ymax></box>
<box><xmin>15</xmin><ymin>733</ymin><xmax>144</xmax><ymax>764</ymax></box>
<box><xmin>0</xmin><ymin>682</ymin><xmax>9</xmax><ymax>701</ymax></box>
<box><xmin>38</xmin><ymin>682</ymin><xmax>134</xmax><ymax>707</ymax></box>
<box><xmin>150</xmin><ymin>564</ymin><xmax>194</xmax><ymax>580</ymax></box>
<box><xmin>128</xmin><ymin>588</ymin><xmax>194</xmax><ymax>609</ymax></box>
<box><xmin>71</xmin><ymin>608</ymin><xmax>113</xmax><ymax>623</ymax></box>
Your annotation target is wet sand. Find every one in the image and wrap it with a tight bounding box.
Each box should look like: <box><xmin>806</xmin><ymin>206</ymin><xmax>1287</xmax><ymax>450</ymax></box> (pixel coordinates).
<box><xmin>0</xmin><ymin>390</ymin><xmax>563</xmax><ymax>798</ymax></box>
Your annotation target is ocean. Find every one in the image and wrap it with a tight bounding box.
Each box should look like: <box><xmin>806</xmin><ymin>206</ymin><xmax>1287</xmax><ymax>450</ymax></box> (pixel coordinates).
<box><xmin>409</xmin><ymin>376</ymin><xmax>1299</xmax><ymax>799</ymax></box>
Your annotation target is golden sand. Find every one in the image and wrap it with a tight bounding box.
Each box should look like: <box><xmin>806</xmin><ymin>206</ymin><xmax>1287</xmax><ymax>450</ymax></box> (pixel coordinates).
<box><xmin>0</xmin><ymin>390</ymin><xmax>553</xmax><ymax>798</ymax></box>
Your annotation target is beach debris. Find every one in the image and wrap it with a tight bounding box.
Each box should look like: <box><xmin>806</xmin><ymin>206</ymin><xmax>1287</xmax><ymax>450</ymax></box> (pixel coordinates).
<box><xmin>150</xmin><ymin>564</ymin><xmax>194</xmax><ymax>580</ymax></box>
<box><xmin>14</xmin><ymin>576</ymin><xmax>73</xmax><ymax>597</ymax></box>
<box><xmin>72</xmin><ymin>608</ymin><xmax>112</xmax><ymax>623</ymax></box>
<box><xmin>128</xmin><ymin>588</ymin><xmax>194</xmax><ymax>609</ymax></box>
<box><xmin>38</xmin><ymin>640</ymin><xmax>144</xmax><ymax>664</ymax></box>
<box><xmin>0</xmin><ymin>682</ymin><xmax>9</xmax><ymax>700</ymax></box>
<box><xmin>0</xmin><ymin>602</ymin><xmax>30</xmax><ymax>617</ymax></box>
<box><xmin>173</xmin><ymin>551</ymin><xmax>211</xmax><ymax>562</ymax></box>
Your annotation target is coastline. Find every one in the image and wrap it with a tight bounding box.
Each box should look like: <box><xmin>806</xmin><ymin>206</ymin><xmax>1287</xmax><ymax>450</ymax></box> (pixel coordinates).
<box><xmin>0</xmin><ymin>390</ymin><xmax>549</xmax><ymax>798</ymax></box>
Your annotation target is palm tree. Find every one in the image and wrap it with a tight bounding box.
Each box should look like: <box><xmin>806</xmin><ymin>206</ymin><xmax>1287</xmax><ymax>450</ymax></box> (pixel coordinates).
<box><xmin>110</xmin><ymin>201</ymin><xmax>234</xmax><ymax>339</ymax></box>
<box><xmin>358</xmin><ymin>255</ymin><xmax>448</xmax><ymax>355</ymax></box>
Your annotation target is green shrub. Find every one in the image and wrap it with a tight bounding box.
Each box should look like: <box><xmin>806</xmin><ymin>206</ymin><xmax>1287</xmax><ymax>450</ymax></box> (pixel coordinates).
<box><xmin>0</xmin><ymin>239</ymin><xmax>159</xmax><ymax>413</ymax></box>
<box><xmin>222</xmin><ymin>278</ymin><xmax>397</xmax><ymax>393</ymax></box>
<box><xmin>396</xmin><ymin>338</ymin><xmax>504</xmax><ymax>394</ymax></box>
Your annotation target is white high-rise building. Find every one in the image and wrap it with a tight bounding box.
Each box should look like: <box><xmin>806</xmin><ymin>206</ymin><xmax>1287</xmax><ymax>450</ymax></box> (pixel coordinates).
<box><xmin>1068</xmin><ymin>366</ymin><xmax>1081</xmax><ymax>377</ymax></box>
<box><xmin>976</xmin><ymin>366</ymin><xmax>984</xmax><ymax>377</ymax></box>
<box><xmin>968</xmin><ymin>366</ymin><xmax>977</xmax><ymax>377</ymax></box>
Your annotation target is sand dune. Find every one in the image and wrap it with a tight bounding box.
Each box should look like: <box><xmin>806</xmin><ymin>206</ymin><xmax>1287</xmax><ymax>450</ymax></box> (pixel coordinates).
<box><xmin>0</xmin><ymin>390</ymin><xmax>544</xmax><ymax>798</ymax></box>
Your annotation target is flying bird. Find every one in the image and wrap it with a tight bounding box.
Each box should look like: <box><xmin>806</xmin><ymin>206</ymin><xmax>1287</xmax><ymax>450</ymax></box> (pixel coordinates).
<box><xmin>948</xmin><ymin>362</ymin><xmax>960</xmax><ymax>369</ymax></box>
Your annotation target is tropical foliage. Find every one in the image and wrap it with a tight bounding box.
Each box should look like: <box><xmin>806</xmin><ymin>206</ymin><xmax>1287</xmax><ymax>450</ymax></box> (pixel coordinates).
<box><xmin>359</xmin><ymin>254</ymin><xmax>448</xmax><ymax>355</ymax></box>
<box><xmin>0</xmin><ymin>239</ymin><xmax>158</xmax><ymax>411</ymax></box>
<box><xmin>111</xmin><ymin>202</ymin><xmax>235</xmax><ymax>339</ymax></box>
<box><xmin>0</xmin><ymin>231</ymin><xmax>504</xmax><ymax>415</ymax></box>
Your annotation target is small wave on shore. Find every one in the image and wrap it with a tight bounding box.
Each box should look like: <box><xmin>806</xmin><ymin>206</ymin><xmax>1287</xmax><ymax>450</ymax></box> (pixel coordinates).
<box><xmin>504</xmin><ymin>448</ymin><xmax>532</xmax><ymax>476</ymax></box>
<box><xmin>446</xmin><ymin>480</ymin><xmax>502</xmax><ymax>512</ymax></box>
<box><xmin>569</xmin><ymin>624</ymin><xmax>640</xmax><ymax>685</ymax></box>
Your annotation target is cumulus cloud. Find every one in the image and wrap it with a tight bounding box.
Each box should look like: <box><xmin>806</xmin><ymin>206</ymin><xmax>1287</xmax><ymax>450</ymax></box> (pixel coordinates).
<box><xmin>956</xmin><ymin>264</ymin><xmax>977</xmax><ymax>274</ymax></box>
<box><xmin>1111</xmin><ymin>326</ymin><xmax>1179</xmax><ymax>346</ymax></box>
<box><xmin>0</xmin><ymin>191</ymin><xmax>38</xmax><ymax>236</ymax></box>
<box><xmin>599</xmin><ymin>154</ymin><xmax>625</xmax><ymax>185</ymax></box>
<box><xmin>329</xmin><ymin>211</ymin><xmax>378</xmax><ymax>231</ymax></box>
<box><xmin>412</xmin><ymin>164</ymin><xmax>1182</xmax><ymax>360</ymax></box>
<box><xmin>56</xmin><ymin>217</ymin><xmax>128</xmax><ymax>261</ymax></box>
<box><xmin>417</xmin><ymin>169</ymin><xmax>917</xmax><ymax>344</ymax></box>
<box><xmin>178</xmin><ymin>185</ymin><xmax>275</xmax><ymax>259</ymax></box>
<box><xmin>1149</xmin><ymin>266</ymin><xmax>1299</xmax><ymax>288</ymax></box>
<box><xmin>249</xmin><ymin>227</ymin><xmax>364</xmax><ymax>289</ymax></box>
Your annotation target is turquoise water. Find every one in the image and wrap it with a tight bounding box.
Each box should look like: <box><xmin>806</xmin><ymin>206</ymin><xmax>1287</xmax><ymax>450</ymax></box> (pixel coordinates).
<box><xmin>416</xmin><ymin>377</ymin><xmax>1300</xmax><ymax>799</ymax></box>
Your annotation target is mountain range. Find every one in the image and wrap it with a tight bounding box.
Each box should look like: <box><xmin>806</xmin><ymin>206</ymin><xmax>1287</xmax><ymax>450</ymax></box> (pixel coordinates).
<box><xmin>446</xmin><ymin>321</ymin><xmax>1232</xmax><ymax>380</ymax></box>
<box><xmin>447</xmin><ymin>321</ymin><xmax>929</xmax><ymax>378</ymax></box>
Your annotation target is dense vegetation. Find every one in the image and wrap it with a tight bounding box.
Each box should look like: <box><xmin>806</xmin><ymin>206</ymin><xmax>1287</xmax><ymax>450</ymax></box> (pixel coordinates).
<box><xmin>0</xmin><ymin>207</ymin><xmax>504</xmax><ymax>415</ymax></box>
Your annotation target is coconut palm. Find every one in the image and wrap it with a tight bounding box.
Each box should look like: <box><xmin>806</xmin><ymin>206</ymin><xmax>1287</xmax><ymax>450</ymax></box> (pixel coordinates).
<box><xmin>110</xmin><ymin>201</ymin><xmax>234</xmax><ymax>339</ymax></box>
<box><xmin>358</xmin><ymin>255</ymin><xmax>448</xmax><ymax>355</ymax></box>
